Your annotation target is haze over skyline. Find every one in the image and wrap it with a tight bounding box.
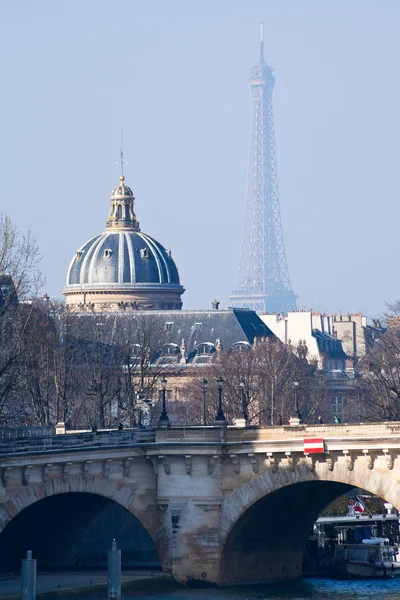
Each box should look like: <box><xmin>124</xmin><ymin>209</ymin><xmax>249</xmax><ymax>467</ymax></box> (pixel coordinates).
<box><xmin>1</xmin><ymin>1</ymin><xmax>399</xmax><ymax>317</ymax></box>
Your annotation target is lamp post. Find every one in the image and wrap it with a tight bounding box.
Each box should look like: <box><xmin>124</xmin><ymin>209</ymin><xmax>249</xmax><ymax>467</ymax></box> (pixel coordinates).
<box><xmin>289</xmin><ymin>380</ymin><xmax>301</xmax><ymax>426</ymax></box>
<box><xmin>240</xmin><ymin>380</ymin><xmax>249</xmax><ymax>425</ymax></box>
<box><xmin>158</xmin><ymin>377</ymin><xmax>170</xmax><ymax>428</ymax></box>
<box><xmin>213</xmin><ymin>376</ymin><xmax>227</xmax><ymax>426</ymax></box>
<box><xmin>201</xmin><ymin>378</ymin><xmax>208</xmax><ymax>426</ymax></box>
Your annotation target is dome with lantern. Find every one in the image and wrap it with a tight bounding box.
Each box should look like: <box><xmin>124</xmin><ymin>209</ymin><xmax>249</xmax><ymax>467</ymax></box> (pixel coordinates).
<box><xmin>63</xmin><ymin>171</ymin><xmax>184</xmax><ymax>311</ymax></box>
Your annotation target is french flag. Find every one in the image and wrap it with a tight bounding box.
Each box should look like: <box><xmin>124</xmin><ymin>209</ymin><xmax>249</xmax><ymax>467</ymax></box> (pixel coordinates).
<box><xmin>354</xmin><ymin>499</ymin><xmax>365</xmax><ymax>513</ymax></box>
<box><xmin>304</xmin><ymin>438</ymin><xmax>325</xmax><ymax>454</ymax></box>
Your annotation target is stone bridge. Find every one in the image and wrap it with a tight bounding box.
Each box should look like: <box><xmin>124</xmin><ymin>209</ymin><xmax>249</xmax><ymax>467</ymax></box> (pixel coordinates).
<box><xmin>1</xmin><ymin>422</ymin><xmax>400</xmax><ymax>586</ymax></box>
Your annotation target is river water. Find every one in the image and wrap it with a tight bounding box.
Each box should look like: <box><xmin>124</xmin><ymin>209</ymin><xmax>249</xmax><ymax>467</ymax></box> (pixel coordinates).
<box><xmin>125</xmin><ymin>578</ymin><xmax>400</xmax><ymax>600</ymax></box>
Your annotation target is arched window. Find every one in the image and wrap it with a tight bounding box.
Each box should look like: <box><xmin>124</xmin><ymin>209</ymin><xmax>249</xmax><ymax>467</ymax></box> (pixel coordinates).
<box><xmin>196</xmin><ymin>343</ymin><xmax>215</xmax><ymax>355</ymax></box>
<box><xmin>161</xmin><ymin>343</ymin><xmax>179</xmax><ymax>356</ymax></box>
<box><xmin>130</xmin><ymin>344</ymin><xmax>141</xmax><ymax>359</ymax></box>
<box><xmin>231</xmin><ymin>341</ymin><xmax>251</xmax><ymax>352</ymax></box>
<box><xmin>117</xmin><ymin>204</ymin><xmax>123</xmax><ymax>219</ymax></box>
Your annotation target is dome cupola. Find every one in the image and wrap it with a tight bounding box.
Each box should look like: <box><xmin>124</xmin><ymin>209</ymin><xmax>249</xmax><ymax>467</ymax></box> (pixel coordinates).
<box><xmin>106</xmin><ymin>174</ymin><xmax>139</xmax><ymax>231</ymax></box>
<box><xmin>63</xmin><ymin>169</ymin><xmax>184</xmax><ymax>312</ymax></box>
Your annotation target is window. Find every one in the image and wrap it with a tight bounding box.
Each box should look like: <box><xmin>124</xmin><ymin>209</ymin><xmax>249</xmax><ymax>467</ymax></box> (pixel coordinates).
<box><xmin>165</xmin><ymin>322</ymin><xmax>174</xmax><ymax>331</ymax></box>
<box><xmin>161</xmin><ymin>343</ymin><xmax>179</xmax><ymax>356</ymax></box>
<box><xmin>194</xmin><ymin>323</ymin><xmax>202</xmax><ymax>332</ymax></box>
<box><xmin>331</xmin><ymin>396</ymin><xmax>347</xmax><ymax>417</ymax></box>
<box><xmin>196</xmin><ymin>343</ymin><xmax>215</xmax><ymax>355</ymax></box>
<box><xmin>117</xmin><ymin>205</ymin><xmax>123</xmax><ymax>219</ymax></box>
<box><xmin>158</xmin><ymin>389</ymin><xmax>173</xmax><ymax>401</ymax></box>
<box><xmin>130</xmin><ymin>344</ymin><xmax>141</xmax><ymax>358</ymax></box>
<box><xmin>231</xmin><ymin>341</ymin><xmax>251</xmax><ymax>352</ymax></box>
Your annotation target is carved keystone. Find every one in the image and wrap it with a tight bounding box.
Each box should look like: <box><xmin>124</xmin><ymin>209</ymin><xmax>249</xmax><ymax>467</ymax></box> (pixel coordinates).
<box><xmin>23</xmin><ymin>465</ymin><xmax>33</xmax><ymax>486</ymax></box>
<box><xmin>102</xmin><ymin>459</ymin><xmax>111</xmax><ymax>479</ymax></box>
<box><xmin>62</xmin><ymin>462</ymin><xmax>73</xmax><ymax>482</ymax></box>
<box><xmin>285</xmin><ymin>452</ymin><xmax>295</xmax><ymax>472</ymax></box>
<box><xmin>146</xmin><ymin>456</ymin><xmax>159</xmax><ymax>474</ymax></box>
<box><xmin>158</xmin><ymin>455</ymin><xmax>170</xmax><ymax>475</ymax></box>
<box><xmin>363</xmin><ymin>450</ymin><xmax>373</xmax><ymax>470</ymax></box>
<box><xmin>2</xmin><ymin>467</ymin><xmax>12</xmax><ymax>488</ymax></box>
<box><xmin>208</xmin><ymin>455</ymin><xmax>219</xmax><ymax>475</ymax></box>
<box><xmin>83</xmin><ymin>460</ymin><xmax>93</xmax><ymax>480</ymax></box>
<box><xmin>383</xmin><ymin>449</ymin><xmax>393</xmax><ymax>470</ymax></box>
<box><xmin>266</xmin><ymin>452</ymin><xmax>277</xmax><ymax>473</ymax></box>
<box><xmin>230</xmin><ymin>454</ymin><xmax>240</xmax><ymax>474</ymax></box>
<box><xmin>304</xmin><ymin>455</ymin><xmax>314</xmax><ymax>472</ymax></box>
<box><xmin>43</xmin><ymin>463</ymin><xmax>53</xmax><ymax>483</ymax></box>
<box><xmin>184</xmin><ymin>455</ymin><xmax>192</xmax><ymax>475</ymax></box>
<box><xmin>248</xmin><ymin>453</ymin><xmax>259</xmax><ymax>474</ymax></box>
<box><xmin>325</xmin><ymin>457</ymin><xmax>334</xmax><ymax>471</ymax></box>
<box><xmin>343</xmin><ymin>450</ymin><xmax>354</xmax><ymax>471</ymax></box>
<box><xmin>124</xmin><ymin>457</ymin><xmax>133</xmax><ymax>478</ymax></box>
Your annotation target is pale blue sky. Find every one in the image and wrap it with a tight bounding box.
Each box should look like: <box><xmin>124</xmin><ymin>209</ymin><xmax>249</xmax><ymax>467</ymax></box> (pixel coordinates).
<box><xmin>1</xmin><ymin>1</ymin><xmax>399</xmax><ymax>316</ymax></box>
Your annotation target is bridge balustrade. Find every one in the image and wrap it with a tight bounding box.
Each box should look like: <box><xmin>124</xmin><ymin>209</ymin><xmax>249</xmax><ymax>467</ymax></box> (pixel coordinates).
<box><xmin>0</xmin><ymin>428</ymin><xmax>156</xmax><ymax>456</ymax></box>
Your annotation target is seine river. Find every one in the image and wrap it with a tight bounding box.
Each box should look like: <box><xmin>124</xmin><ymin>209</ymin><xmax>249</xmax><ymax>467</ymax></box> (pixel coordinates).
<box><xmin>125</xmin><ymin>578</ymin><xmax>400</xmax><ymax>600</ymax></box>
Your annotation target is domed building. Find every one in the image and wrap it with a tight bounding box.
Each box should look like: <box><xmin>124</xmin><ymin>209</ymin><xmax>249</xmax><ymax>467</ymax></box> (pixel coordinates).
<box><xmin>63</xmin><ymin>174</ymin><xmax>184</xmax><ymax>311</ymax></box>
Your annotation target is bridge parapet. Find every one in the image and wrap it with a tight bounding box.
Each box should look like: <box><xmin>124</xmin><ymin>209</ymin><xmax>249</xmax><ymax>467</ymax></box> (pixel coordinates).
<box><xmin>2</xmin><ymin>422</ymin><xmax>400</xmax><ymax>458</ymax></box>
<box><xmin>155</xmin><ymin>421</ymin><xmax>400</xmax><ymax>443</ymax></box>
<box><xmin>0</xmin><ymin>429</ymin><xmax>156</xmax><ymax>457</ymax></box>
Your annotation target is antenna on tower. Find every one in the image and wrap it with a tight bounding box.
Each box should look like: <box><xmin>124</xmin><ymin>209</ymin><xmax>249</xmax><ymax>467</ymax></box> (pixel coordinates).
<box><xmin>260</xmin><ymin>22</ymin><xmax>264</xmax><ymax>64</ymax></box>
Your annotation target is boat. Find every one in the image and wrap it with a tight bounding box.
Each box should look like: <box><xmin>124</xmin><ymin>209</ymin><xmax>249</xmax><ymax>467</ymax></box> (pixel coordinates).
<box><xmin>330</xmin><ymin>538</ymin><xmax>400</xmax><ymax>578</ymax></box>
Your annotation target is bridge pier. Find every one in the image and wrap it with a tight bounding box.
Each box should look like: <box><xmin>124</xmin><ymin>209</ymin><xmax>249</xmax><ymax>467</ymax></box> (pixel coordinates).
<box><xmin>170</xmin><ymin>500</ymin><xmax>221</xmax><ymax>585</ymax></box>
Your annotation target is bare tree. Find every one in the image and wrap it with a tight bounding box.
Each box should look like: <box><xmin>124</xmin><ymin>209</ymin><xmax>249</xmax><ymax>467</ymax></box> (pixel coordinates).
<box><xmin>114</xmin><ymin>312</ymin><xmax>175</xmax><ymax>426</ymax></box>
<box><xmin>358</xmin><ymin>324</ymin><xmax>400</xmax><ymax>421</ymax></box>
<box><xmin>171</xmin><ymin>338</ymin><xmax>326</xmax><ymax>427</ymax></box>
<box><xmin>0</xmin><ymin>215</ymin><xmax>43</xmax><ymax>313</ymax></box>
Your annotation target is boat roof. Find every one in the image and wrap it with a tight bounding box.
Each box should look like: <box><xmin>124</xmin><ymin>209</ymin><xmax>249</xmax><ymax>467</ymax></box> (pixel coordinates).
<box><xmin>317</xmin><ymin>514</ymin><xmax>399</xmax><ymax>525</ymax></box>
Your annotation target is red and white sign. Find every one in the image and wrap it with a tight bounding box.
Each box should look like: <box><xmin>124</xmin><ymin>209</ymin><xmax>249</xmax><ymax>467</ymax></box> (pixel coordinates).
<box><xmin>304</xmin><ymin>438</ymin><xmax>325</xmax><ymax>454</ymax></box>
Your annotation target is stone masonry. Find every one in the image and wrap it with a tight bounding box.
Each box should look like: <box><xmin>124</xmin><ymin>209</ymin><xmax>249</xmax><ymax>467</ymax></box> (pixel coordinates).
<box><xmin>1</xmin><ymin>423</ymin><xmax>400</xmax><ymax>585</ymax></box>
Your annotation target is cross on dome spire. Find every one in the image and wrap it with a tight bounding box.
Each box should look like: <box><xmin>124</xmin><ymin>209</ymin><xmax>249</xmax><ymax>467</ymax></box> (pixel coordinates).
<box><xmin>116</xmin><ymin>132</ymin><xmax>128</xmax><ymax>179</ymax></box>
<box><xmin>119</xmin><ymin>148</ymin><xmax>127</xmax><ymax>177</ymax></box>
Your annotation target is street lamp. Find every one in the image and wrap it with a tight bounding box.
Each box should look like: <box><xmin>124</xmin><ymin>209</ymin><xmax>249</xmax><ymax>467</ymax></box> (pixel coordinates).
<box><xmin>201</xmin><ymin>378</ymin><xmax>208</xmax><ymax>426</ymax></box>
<box><xmin>289</xmin><ymin>380</ymin><xmax>301</xmax><ymax>426</ymax></box>
<box><xmin>158</xmin><ymin>376</ymin><xmax>170</xmax><ymax>428</ymax></box>
<box><xmin>240</xmin><ymin>380</ymin><xmax>248</xmax><ymax>423</ymax></box>
<box><xmin>214</xmin><ymin>376</ymin><xmax>227</xmax><ymax>426</ymax></box>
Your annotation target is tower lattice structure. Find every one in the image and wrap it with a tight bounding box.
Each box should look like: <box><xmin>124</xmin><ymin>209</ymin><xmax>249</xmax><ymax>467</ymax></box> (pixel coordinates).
<box><xmin>230</xmin><ymin>27</ymin><xmax>297</xmax><ymax>314</ymax></box>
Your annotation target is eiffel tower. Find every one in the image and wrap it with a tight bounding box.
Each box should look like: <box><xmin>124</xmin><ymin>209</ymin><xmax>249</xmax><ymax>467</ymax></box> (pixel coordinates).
<box><xmin>230</xmin><ymin>25</ymin><xmax>297</xmax><ymax>314</ymax></box>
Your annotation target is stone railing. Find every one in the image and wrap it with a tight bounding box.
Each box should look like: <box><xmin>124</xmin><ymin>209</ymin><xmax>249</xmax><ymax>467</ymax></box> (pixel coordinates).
<box><xmin>1</xmin><ymin>422</ymin><xmax>400</xmax><ymax>459</ymax></box>
<box><xmin>0</xmin><ymin>426</ymin><xmax>55</xmax><ymax>439</ymax></box>
<box><xmin>0</xmin><ymin>428</ymin><xmax>156</xmax><ymax>457</ymax></box>
<box><xmin>155</xmin><ymin>422</ymin><xmax>400</xmax><ymax>443</ymax></box>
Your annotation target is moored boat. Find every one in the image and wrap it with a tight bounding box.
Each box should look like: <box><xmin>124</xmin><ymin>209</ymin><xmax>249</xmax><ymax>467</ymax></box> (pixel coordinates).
<box><xmin>331</xmin><ymin>538</ymin><xmax>400</xmax><ymax>579</ymax></box>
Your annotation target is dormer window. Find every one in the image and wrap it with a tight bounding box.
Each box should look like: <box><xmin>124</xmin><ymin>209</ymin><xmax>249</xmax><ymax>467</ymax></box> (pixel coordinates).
<box><xmin>103</xmin><ymin>249</ymin><xmax>112</xmax><ymax>260</ymax></box>
<box><xmin>194</xmin><ymin>322</ymin><xmax>202</xmax><ymax>332</ymax></box>
<box><xmin>165</xmin><ymin>322</ymin><xmax>174</xmax><ymax>331</ymax></box>
<box><xmin>140</xmin><ymin>248</ymin><xmax>149</xmax><ymax>259</ymax></box>
<box><xmin>75</xmin><ymin>250</ymin><xmax>83</xmax><ymax>260</ymax></box>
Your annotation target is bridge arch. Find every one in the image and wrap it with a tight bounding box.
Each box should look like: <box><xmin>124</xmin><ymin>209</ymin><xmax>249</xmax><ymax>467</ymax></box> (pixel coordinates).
<box><xmin>0</xmin><ymin>478</ymin><xmax>166</xmax><ymax>572</ymax></box>
<box><xmin>218</xmin><ymin>460</ymin><xmax>400</xmax><ymax>586</ymax></box>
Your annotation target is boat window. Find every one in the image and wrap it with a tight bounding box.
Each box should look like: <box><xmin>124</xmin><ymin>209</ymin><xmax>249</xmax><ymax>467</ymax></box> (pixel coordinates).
<box><xmin>347</xmin><ymin>548</ymin><xmax>367</xmax><ymax>562</ymax></box>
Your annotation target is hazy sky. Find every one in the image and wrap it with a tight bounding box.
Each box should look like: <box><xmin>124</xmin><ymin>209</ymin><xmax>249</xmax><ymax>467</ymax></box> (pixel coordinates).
<box><xmin>1</xmin><ymin>1</ymin><xmax>399</xmax><ymax>317</ymax></box>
